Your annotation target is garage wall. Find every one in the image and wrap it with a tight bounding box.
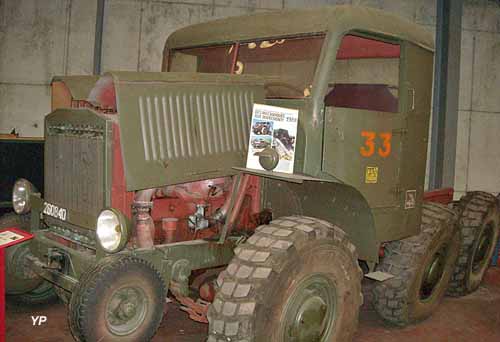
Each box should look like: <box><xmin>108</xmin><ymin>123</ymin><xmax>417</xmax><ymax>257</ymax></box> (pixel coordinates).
<box><xmin>1</xmin><ymin>0</ymin><xmax>500</xmax><ymax>196</ymax></box>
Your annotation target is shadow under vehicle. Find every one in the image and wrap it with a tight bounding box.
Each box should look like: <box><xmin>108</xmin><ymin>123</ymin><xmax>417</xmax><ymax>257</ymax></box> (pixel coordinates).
<box><xmin>3</xmin><ymin>5</ymin><xmax>500</xmax><ymax>342</ymax></box>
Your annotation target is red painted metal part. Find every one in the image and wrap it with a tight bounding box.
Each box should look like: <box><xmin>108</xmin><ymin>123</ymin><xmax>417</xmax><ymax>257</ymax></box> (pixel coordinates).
<box><xmin>108</xmin><ymin>126</ymin><xmax>263</xmax><ymax>243</ymax></box>
<box><xmin>176</xmin><ymin>296</ymin><xmax>210</xmax><ymax>324</ymax></box>
<box><xmin>199</xmin><ymin>281</ymin><xmax>216</xmax><ymax>302</ymax></box>
<box><xmin>162</xmin><ymin>218</ymin><xmax>178</xmax><ymax>244</ymax></box>
<box><xmin>337</xmin><ymin>35</ymin><xmax>401</xmax><ymax>60</ymax></box>
<box><xmin>111</xmin><ymin>124</ymin><xmax>134</xmax><ymax>219</ymax></box>
<box><xmin>107</xmin><ymin>121</ymin><xmax>263</xmax><ymax>244</ymax></box>
<box><xmin>88</xmin><ymin>75</ymin><xmax>117</xmax><ymax>111</ymax></box>
<box><xmin>423</xmin><ymin>188</ymin><xmax>454</xmax><ymax>204</ymax></box>
<box><xmin>0</xmin><ymin>228</ymin><xmax>34</xmax><ymax>342</ymax></box>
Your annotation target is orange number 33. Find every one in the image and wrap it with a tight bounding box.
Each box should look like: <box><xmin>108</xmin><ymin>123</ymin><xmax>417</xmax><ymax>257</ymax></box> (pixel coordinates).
<box><xmin>360</xmin><ymin>131</ymin><xmax>392</xmax><ymax>158</ymax></box>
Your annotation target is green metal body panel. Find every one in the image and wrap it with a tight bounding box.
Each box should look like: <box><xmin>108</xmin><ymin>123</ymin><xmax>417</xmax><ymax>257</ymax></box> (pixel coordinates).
<box><xmin>266</xmin><ymin>41</ymin><xmax>432</xmax><ymax>252</ymax></box>
<box><xmin>262</xmin><ymin>39</ymin><xmax>433</xmax><ymax>257</ymax></box>
<box><xmin>27</xmin><ymin>230</ymin><xmax>96</xmax><ymax>291</ymax></box>
<box><xmin>261</xmin><ymin>178</ymin><xmax>377</xmax><ymax>261</ymax></box>
<box><xmin>109</xmin><ymin>71</ymin><xmax>265</xmax><ymax>191</ymax></box>
<box><xmin>323</xmin><ymin>107</ymin><xmax>404</xmax><ymax>207</ymax></box>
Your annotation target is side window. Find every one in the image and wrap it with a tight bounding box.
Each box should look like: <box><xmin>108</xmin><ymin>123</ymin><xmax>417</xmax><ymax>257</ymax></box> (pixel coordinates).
<box><xmin>169</xmin><ymin>44</ymin><xmax>235</xmax><ymax>73</ymax></box>
<box><xmin>325</xmin><ymin>34</ymin><xmax>401</xmax><ymax>113</ymax></box>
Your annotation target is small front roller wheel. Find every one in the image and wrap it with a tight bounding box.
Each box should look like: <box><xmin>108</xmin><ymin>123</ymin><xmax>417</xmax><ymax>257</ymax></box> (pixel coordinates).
<box><xmin>447</xmin><ymin>191</ymin><xmax>500</xmax><ymax>296</ymax></box>
<box><xmin>207</xmin><ymin>216</ymin><xmax>363</xmax><ymax>342</ymax></box>
<box><xmin>69</xmin><ymin>255</ymin><xmax>165</xmax><ymax>342</ymax></box>
<box><xmin>8</xmin><ymin>281</ymin><xmax>59</xmax><ymax>306</ymax></box>
<box><xmin>0</xmin><ymin>213</ymin><xmax>58</xmax><ymax>305</ymax></box>
<box><xmin>373</xmin><ymin>202</ymin><xmax>460</xmax><ymax>326</ymax></box>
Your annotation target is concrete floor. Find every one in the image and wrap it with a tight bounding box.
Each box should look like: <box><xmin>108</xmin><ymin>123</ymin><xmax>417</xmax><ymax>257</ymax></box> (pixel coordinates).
<box><xmin>6</xmin><ymin>268</ymin><xmax>500</xmax><ymax>342</ymax></box>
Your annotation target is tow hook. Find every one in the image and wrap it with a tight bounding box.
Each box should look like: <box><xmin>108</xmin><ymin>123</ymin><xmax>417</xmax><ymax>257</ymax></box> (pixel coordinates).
<box><xmin>46</xmin><ymin>248</ymin><xmax>69</xmax><ymax>273</ymax></box>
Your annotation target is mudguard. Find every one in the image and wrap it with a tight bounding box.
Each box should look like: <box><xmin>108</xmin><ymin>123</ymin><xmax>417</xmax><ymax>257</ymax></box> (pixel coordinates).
<box><xmin>260</xmin><ymin>174</ymin><xmax>378</xmax><ymax>262</ymax></box>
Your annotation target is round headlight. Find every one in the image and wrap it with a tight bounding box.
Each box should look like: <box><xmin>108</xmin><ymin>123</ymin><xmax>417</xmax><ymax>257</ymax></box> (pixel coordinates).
<box><xmin>96</xmin><ymin>209</ymin><xmax>129</xmax><ymax>253</ymax></box>
<box><xmin>12</xmin><ymin>179</ymin><xmax>35</xmax><ymax>214</ymax></box>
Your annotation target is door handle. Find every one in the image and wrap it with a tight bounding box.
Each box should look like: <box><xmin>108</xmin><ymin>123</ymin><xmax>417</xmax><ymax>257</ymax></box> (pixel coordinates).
<box><xmin>409</xmin><ymin>88</ymin><xmax>415</xmax><ymax>111</ymax></box>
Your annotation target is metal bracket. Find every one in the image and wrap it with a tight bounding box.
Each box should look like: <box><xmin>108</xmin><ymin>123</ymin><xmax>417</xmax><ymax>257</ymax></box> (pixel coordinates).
<box><xmin>176</xmin><ymin>296</ymin><xmax>209</xmax><ymax>323</ymax></box>
<box><xmin>392</xmin><ymin>128</ymin><xmax>408</xmax><ymax>136</ymax></box>
<box><xmin>364</xmin><ymin>271</ymin><xmax>394</xmax><ymax>282</ymax></box>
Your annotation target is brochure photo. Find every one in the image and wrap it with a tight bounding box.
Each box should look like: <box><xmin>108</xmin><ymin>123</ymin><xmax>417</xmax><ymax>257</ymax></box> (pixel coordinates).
<box><xmin>246</xmin><ymin>103</ymin><xmax>299</xmax><ymax>173</ymax></box>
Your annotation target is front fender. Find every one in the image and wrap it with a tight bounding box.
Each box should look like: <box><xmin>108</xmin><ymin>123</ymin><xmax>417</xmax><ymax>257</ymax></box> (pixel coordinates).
<box><xmin>261</xmin><ymin>175</ymin><xmax>378</xmax><ymax>262</ymax></box>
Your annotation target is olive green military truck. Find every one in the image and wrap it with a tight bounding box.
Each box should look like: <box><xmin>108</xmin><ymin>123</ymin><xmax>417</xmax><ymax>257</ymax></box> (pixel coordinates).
<box><xmin>2</xmin><ymin>5</ymin><xmax>499</xmax><ymax>342</ymax></box>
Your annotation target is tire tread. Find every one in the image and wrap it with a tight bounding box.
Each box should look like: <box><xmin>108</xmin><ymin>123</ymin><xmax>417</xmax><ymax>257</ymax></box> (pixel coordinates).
<box><xmin>207</xmin><ymin>216</ymin><xmax>363</xmax><ymax>342</ymax></box>
<box><xmin>447</xmin><ymin>191</ymin><xmax>499</xmax><ymax>297</ymax></box>
<box><xmin>68</xmin><ymin>255</ymin><xmax>165</xmax><ymax>342</ymax></box>
<box><xmin>373</xmin><ymin>202</ymin><xmax>458</xmax><ymax>326</ymax></box>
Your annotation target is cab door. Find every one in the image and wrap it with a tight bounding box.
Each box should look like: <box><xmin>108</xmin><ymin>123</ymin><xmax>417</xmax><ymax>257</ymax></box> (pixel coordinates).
<box><xmin>323</xmin><ymin>105</ymin><xmax>405</xmax><ymax>209</ymax></box>
<box><xmin>321</xmin><ymin>35</ymin><xmax>434</xmax><ymax>242</ymax></box>
<box><xmin>321</xmin><ymin>34</ymin><xmax>405</xmax><ymax>209</ymax></box>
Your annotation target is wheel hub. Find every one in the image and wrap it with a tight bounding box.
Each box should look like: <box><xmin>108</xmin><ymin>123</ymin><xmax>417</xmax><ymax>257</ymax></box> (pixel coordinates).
<box><xmin>420</xmin><ymin>244</ymin><xmax>448</xmax><ymax>301</ymax></box>
<box><xmin>283</xmin><ymin>275</ymin><xmax>336</xmax><ymax>342</ymax></box>
<box><xmin>106</xmin><ymin>286</ymin><xmax>148</xmax><ymax>336</ymax></box>
<box><xmin>119</xmin><ymin>301</ymin><xmax>137</xmax><ymax>319</ymax></box>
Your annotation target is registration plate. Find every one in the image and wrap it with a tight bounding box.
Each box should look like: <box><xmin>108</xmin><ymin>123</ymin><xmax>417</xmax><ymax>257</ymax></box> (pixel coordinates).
<box><xmin>43</xmin><ymin>202</ymin><xmax>68</xmax><ymax>221</ymax></box>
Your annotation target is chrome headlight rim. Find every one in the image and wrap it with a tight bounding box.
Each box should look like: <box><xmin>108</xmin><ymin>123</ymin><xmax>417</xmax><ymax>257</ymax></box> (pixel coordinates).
<box><xmin>12</xmin><ymin>178</ymin><xmax>36</xmax><ymax>215</ymax></box>
<box><xmin>96</xmin><ymin>208</ymin><xmax>130</xmax><ymax>254</ymax></box>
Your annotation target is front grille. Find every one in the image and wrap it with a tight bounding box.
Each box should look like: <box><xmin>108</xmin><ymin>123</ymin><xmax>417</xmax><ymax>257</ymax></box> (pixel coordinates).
<box><xmin>45</xmin><ymin>124</ymin><xmax>105</xmax><ymax>218</ymax></box>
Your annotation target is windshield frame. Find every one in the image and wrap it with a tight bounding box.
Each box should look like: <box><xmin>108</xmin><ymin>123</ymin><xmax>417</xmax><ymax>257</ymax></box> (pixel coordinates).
<box><xmin>166</xmin><ymin>32</ymin><xmax>328</xmax><ymax>100</ymax></box>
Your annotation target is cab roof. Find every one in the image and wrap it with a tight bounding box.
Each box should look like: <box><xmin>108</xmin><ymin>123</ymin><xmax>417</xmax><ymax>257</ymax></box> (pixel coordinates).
<box><xmin>165</xmin><ymin>5</ymin><xmax>434</xmax><ymax>52</ymax></box>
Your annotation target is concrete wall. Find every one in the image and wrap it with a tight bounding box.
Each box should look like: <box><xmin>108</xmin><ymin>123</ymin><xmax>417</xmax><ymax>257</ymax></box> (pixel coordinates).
<box><xmin>1</xmin><ymin>0</ymin><xmax>500</xmax><ymax>195</ymax></box>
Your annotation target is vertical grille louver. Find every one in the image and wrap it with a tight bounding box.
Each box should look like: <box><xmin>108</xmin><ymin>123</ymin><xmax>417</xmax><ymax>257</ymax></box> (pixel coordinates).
<box><xmin>138</xmin><ymin>89</ymin><xmax>254</xmax><ymax>162</ymax></box>
<box><xmin>45</xmin><ymin>124</ymin><xmax>105</xmax><ymax>218</ymax></box>
<box><xmin>114</xmin><ymin>72</ymin><xmax>265</xmax><ymax>190</ymax></box>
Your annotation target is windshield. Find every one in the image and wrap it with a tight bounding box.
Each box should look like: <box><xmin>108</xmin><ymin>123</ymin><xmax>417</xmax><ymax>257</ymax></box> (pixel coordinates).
<box><xmin>168</xmin><ymin>34</ymin><xmax>325</xmax><ymax>99</ymax></box>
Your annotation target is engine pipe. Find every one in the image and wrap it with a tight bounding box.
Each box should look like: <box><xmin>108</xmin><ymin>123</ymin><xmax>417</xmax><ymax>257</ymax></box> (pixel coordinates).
<box><xmin>162</xmin><ymin>217</ymin><xmax>178</xmax><ymax>244</ymax></box>
<box><xmin>218</xmin><ymin>174</ymin><xmax>251</xmax><ymax>242</ymax></box>
<box><xmin>132</xmin><ymin>175</ymin><xmax>246</xmax><ymax>247</ymax></box>
<box><xmin>134</xmin><ymin>201</ymin><xmax>155</xmax><ymax>248</ymax></box>
<box><xmin>227</xmin><ymin>174</ymin><xmax>251</xmax><ymax>227</ymax></box>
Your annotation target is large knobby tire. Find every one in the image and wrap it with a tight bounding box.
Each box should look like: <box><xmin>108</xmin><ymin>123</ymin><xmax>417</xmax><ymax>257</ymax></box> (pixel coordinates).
<box><xmin>373</xmin><ymin>202</ymin><xmax>460</xmax><ymax>326</ymax></box>
<box><xmin>0</xmin><ymin>213</ymin><xmax>58</xmax><ymax>305</ymax></box>
<box><xmin>447</xmin><ymin>191</ymin><xmax>500</xmax><ymax>297</ymax></box>
<box><xmin>207</xmin><ymin>216</ymin><xmax>363</xmax><ymax>342</ymax></box>
<box><xmin>69</xmin><ymin>255</ymin><xmax>165</xmax><ymax>342</ymax></box>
